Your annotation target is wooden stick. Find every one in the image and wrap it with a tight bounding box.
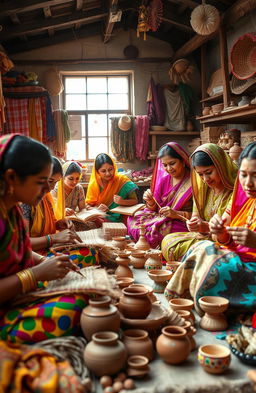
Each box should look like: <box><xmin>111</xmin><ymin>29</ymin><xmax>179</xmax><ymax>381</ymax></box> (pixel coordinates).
<box><xmin>175</xmin><ymin>213</ymin><xmax>189</xmax><ymax>222</ymax></box>
<box><xmin>49</xmin><ymin>248</ymin><xmax>84</xmax><ymax>277</ymax></box>
<box><xmin>152</xmin><ymin>196</ymin><xmax>161</xmax><ymax>209</ymax></box>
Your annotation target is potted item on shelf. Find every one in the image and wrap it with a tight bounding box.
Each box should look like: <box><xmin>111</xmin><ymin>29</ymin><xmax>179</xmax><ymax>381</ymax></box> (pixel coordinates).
<box><xmin>202</xmin><ymin>106</ymin><xmax>211</xmax><ymax>116</ymax></box>
<box><xmin>211</xmin><ymin>103</ymin><xmax>224</xmax><ymax>114</ymax></box>
<box><xmin>238</xmin><ymin>96</ymin><xmax>250</xmax><ymax>106</ymax></box>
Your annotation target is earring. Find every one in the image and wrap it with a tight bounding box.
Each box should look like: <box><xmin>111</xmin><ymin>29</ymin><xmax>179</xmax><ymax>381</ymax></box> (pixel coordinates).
<box><xmin>8</xmin><ymin>185</ymin><xmax>14</xmax><ymax>195</ymax></box>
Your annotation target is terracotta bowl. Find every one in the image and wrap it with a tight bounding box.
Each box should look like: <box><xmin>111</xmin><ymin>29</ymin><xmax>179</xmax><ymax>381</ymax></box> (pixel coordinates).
<box><xmin>147</xmin><ymin>269</ymin><xmax>172</xmax><ymax>283</ymax></box>
<box><xmin>199</xmin><ymin>296</ymin><xmax>229</xmax><ymax>314</ymax></box>
<box><xmin>198</xmin><ymin>344</ymin><xmax>231</xmax><ymax>374</ymax></box>
<box><xmin>169</xmin><ymin>298</ymin><xmax>194</xmax><ymax>311</ymax></box>
<box><xmin>117</xmin><ymin>277</ymin><xmax>135</xmax><ymax>288</ymax></box>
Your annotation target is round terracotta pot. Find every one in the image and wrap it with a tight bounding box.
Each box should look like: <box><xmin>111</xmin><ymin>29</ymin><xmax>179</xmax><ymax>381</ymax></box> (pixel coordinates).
<box><xmin>156</xmin><ymin>325</ymin><xmax>190</xmax><ymax>364</ymax></box>
<box><xmin>123</xmin><ymin>329</ymin><xmax>154</xmax><ymax>361</ymax></box>
<box><xmin>119</xmin><ymin>286</ymin><xmax>152</xmax><ymax>319</ymax></box>
<box><xmin>112</xmin><ymin>236</ymin><xmax>127</xmax><ymax>250</ymax></box>
<box><xmin>127</xmin><ymin>355</ymin><xmax>150</xmax><ymax>378</ymax></box>
<box><xmin>129</xmin><ymin>283</ymin><xmax>157</xmax><ymax>303</ymax></box>
<box><xmin>169</xmin><ymin>298</ymin><xmax>195</xmax><ymax>324</ymax></box>
<box><xmin>115</xmin><ymin>251</ymin><xmax>133</xmax><ymax>278</ymax></box>
<box><xmin>80</xmin><ymin>296</ymin><xmax>120</xmax><ymax>340</ymax></box>
<box><xmin>84</xmin><ymin>331</ymin><xmax>127</xmax><ymax>376</ymax></box>
<box><xmin>130</xmin><ymin>250</ymin><xmax>146</xmax><ymax>269</ymax></box>
<box><xmin>144</xmin><ymin>250</ymin><xmax>162</xmax><ymax>271</ymax></box>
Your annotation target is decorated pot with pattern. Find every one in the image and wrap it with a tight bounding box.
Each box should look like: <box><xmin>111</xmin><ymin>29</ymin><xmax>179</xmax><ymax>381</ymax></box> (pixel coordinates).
<box><xmin>198</xmin><ymin>344</ymin><xmax>231</xmax><ymax>374</ymax></box>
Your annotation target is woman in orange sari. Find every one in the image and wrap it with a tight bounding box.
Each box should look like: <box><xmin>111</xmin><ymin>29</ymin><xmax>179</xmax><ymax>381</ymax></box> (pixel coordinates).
<box><xmin>86</xmin><ymin>153</ymin><xmax>138</xmax><ymax>222</ymax></box>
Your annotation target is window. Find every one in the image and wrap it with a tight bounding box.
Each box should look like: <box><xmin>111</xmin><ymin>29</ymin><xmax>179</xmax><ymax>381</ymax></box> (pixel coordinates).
<box><xmin>63</xmin><ymin>73</ymin><xmax>132</xmax><ymax>161</ymax></box>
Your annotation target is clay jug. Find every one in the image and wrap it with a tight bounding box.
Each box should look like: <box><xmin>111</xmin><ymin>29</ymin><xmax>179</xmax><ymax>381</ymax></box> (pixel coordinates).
<box><xmin>84</xmin><ymin>331</ymin><xmax>127</xmax><ymax>376</ymax></box>
<box><xmin>115</xmin><ymin>250</ymin><xmax>133</xmax><ymax>278</ymax></box>
<box><xmin>123</xmin><ymin>329</ymin><xmax>154</xmax><ymax>361</ymax></box>
<box><xmin>130</xmin><ymin>250</ymin><xmax>146</xmax><ymax>269</ymax></box>
<box><xmin>135</xmin><ymin>224</ymin><xmax>150</xmax><ymax>251</ymax></box>
<box><xmin>80</xmin><ymin>296</ymin><xmax>120</xmax><ymax>340</ymax></box>
<box><xmin>144</xmin><ymin>250</ymin><xmax>162</xmax><ymax>271</ymax></box>
<box><xmin>156</xmin><ymin>326</ymin><xmax>190</xmax><ymax>364</ymax></box>
<box><xmin>229</xmin><ymin>143</ymin><xmax>243</xmax><ymax>162</ymax></box>
<box><xmin>119</xmin><ymin>286</ymin><xmax>152</xmax><ymax>319</ymax></box>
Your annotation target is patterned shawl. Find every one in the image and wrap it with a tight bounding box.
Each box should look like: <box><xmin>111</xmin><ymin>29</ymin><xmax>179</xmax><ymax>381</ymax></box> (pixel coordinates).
<box><xmin>0</xmin><ymin>134</ymin><xmax>34</xmax><ymax>277</ymax></box>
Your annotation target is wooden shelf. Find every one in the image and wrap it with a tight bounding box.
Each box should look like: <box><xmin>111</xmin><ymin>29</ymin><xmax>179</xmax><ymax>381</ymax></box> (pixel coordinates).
<box><xmin>197</xmin><ymin>105</ymin><xmax>256</xmax><ymax>125</ymax></box>
<box><xmin>200</xmin><ymin>93</ymin><xmax>223</xmax><ymax>103</ymax></box>
<box><xmin>149</xmin><ymin>130</ymin><xmax>200</xmax><ymax>136</ymax></box>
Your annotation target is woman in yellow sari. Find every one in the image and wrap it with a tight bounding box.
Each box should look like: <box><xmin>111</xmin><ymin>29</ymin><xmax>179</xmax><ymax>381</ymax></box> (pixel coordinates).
<box><xmin>86</xmin><ymin>153</ymin><xmax>138</xmax><ymax>222</ymax></box>
<box><xmin>162</xmin><ymin>143</ymin><xmax>237</xmax><ymax>262</ymax></box>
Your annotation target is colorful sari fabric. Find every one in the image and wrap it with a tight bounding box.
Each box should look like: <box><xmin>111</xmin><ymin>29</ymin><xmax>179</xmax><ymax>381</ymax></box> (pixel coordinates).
<box><xmin>86</xmin><ymin>153</ymin><xmax>138</xmax><ymax>222</ymax></box>
<box><xmin>162</xmin><ymin>143</ymin><xmax>237</xmax><ymax>261</ymax></box>
<box><xmin>127</xmin><ymin>142</ymin><xmax>192</xmax><ymax>248</ymax></box>
<box><xmin>164</xmin><ymin>176</ymin><xmax>256</xmax><ymax>313</ymax></box>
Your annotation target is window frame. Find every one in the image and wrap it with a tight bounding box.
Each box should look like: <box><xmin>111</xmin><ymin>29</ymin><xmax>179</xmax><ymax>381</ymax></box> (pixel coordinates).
<box><xmin>61</xmin><ymin>71</ymin><xmax>134</xmax><ymax>162</ymax></box>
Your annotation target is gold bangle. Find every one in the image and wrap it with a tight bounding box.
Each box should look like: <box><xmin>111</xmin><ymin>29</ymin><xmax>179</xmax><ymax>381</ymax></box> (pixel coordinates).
<box><xmin>16</xmin><ymin>269</ymin><xmax>37</xmax><ymax>294</ymax></box>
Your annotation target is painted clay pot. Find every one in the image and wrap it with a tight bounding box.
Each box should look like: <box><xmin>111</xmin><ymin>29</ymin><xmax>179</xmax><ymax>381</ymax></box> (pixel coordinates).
<box><xmin>115</xmin><ymin>250</ymin><xmax>133</xmax><ymax>278</ymax></box>
<box><xmin>80</xmin><ymin>295</ymin><xmax>120</xmax><ymax>340</ymax></box>
<box><xmin>166</xmin><ymin>261</ymin><xmax>181</xmax><ymax>275</ymax></box>
<box><xmin>127</xmin><ymin>355</ymin><xmax>150</xmax><ymax>378</ymax></box>
<box><xmin>119</xmin><ymin>286</ymin><xmax>152</xmax><ymax>319</ymax></box>
<box><xmin>123</xmin><ymin>329</ymin><xmax>154</xmax><ymax>361</ymax></box>
<box><xmin>130</xmin><ymin>250</ymin><xmax>146</xmax><ymax>269</ymax></box>
<box><xmin>135</xmin><ymin>224</ymin><xmax>150</xmax><ymax>251</ymax></box>
<box><xmin>169</xmin><ymin>298</ymin><xmax>195</xmax><ymax>324</ymax></box>
<box><xmin>112</xmin><ymin>236</ymin><xmax>127</xmax><ymax>250</ymax></box>
<box><xmin>156</xmin><ymin>326</ymin><xmax>190</xmax><ymax>364</ymax></box>
<box><xmin>144</xmin><ymin>250</ymin><xmax>162</xmax><ymax>271</ymax></box>
<box><xmin>83</xmin><ymin>331</ymin><xmax>127</xmax><ymax>376</ymax></box>
<box><xmin>199</xmin><ymin>296</ymin><xmax>229</xmax><ymax>331</ymax></box>
<box><xmin>198</xmin><ymin>344</ymin><xmax>231</xmax><ymax>374</ymax></box>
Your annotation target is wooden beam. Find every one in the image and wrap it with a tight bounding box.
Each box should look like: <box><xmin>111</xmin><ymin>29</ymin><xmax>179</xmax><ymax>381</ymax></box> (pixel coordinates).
<box><xmin>76</xmin><ymin>0</ymin><xmax>83</xmax><ymax>10</ymax></box>
<box><xmin>0</xmin><ymin>9</ymin><xmax>108</xmax><ymax>40</ymax></box>
<box><xmin>0</xmin><ymin>0</ymin><xmax>72</xmax><ymax>16</ymax></box>
<box><xmin>173</xmin><ymin>33</ymin><xmax>216</xmax><ymax>60</ymax></box>
<box><xmin>9</xmin><ymin>13</ymin><xmax>20</xmax><ymax>24</ymax></box>
<box><xmin>103</xmin><ymin>0</ymin><xmax>119</xmax><ymax>44</ymax></box>
<box><xmin>14</xmin><ymin>57</ymin><xmax>171</xmax><ymax>64</ymax></box>
<box><xmin>219</xmin><ymin>25</ymin><xmax>231</xmax><ymax>108</ymax></box>
<box><xmin>161</xmin><ymin>17</ymin><xmax>193</xmax><ymax>32</ymax></box>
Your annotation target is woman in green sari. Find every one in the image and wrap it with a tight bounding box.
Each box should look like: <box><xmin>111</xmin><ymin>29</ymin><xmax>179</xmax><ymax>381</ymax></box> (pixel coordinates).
<box><xmin>162</xmin><ymin>143</ymin><xmax>237</xmax><ymax>263</ymax></box>
<box><xmin>86</xmin><ymin>153</ymin><xmax>138</xmax><ymax>222</ymax></box>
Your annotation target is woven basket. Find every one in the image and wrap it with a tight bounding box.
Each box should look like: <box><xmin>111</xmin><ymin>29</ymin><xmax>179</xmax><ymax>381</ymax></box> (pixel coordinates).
<box><xmin>190</xmin><ymin>3</ymin><xmax>220</xmax><ymax>36</ymax></box>
<box><xmin>230</xmin><ymin>73</ymin><xmax>256</xmax><ymax>95</ymax></box>
<box><xmin>230</xmin><ymin>33</ymin><xmax>256</xmax><ymax>80</ymax></box>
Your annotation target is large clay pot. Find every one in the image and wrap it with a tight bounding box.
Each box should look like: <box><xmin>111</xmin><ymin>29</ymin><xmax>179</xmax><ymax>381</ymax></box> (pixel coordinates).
<box><xmin>115</xmin><ymin>250</ymin><xmax>133</xmax><ymax>278</ymax></box>
<box><xmin>84</xmin><ymin>331</ymin><xmax>127</xmax><ymax>376</ymax></box>
<box><xmin>80</xmin><ymin>296</ymin><xmax>120</xmax><ymax>340</ymax></box>
<box><xmin>119</xmin><ymin>286</ymin><xmax>152</xmax><ymax>319</ymax></box>
<box><xmin>123</xmin><ymin>329</ymin><xmax>154</xmax><ymax>361</ymax></box>
<box><xmin>130</xmin><ymin>250</ymin><xmax>146</xmax><ymax>269</ymax></box>
<box><xmin>144</xmin><ymin>250</ymin><xmax>162</xmax><ymax>271</ymax></box>
<box><xmin>135</xmin><ymin>224</ymin><xmax>150</xmax><ymax>251</ymax></box>
<box><xmin>156</xmin><ymin>326</ymin><xmax>190</xmax><ymax>364</ymax></box>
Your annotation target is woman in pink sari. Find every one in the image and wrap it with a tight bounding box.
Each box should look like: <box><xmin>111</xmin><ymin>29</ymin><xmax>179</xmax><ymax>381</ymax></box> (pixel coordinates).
<box><xmin>127</xmin><ymin>142</ymin><xmax>193</xmax><ymax>248</ymax></box>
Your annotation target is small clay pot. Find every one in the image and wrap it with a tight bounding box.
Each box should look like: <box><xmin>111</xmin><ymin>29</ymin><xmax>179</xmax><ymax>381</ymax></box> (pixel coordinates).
<box><xmin>199</xmin><ymin>296</ymin><xmax>229</xmax><ymax>331</ymax></box>
<box><xmin>202</xmin><ymin>107</ymin><xmax>211</xmax><ymax>116</ymax></box>
<box><xmin>198</xmin><ymin>344</ymin><xmax>231</xmax><ymax>374</ymax></box>
<box><xmin>130</xmin><ymin>250</ymin><xmax>146</xmax><ymax>269</ymax></box>
<box><xmin>156</xmin><ymin>325</ymin><xmax>190</xmax><ymax>364</ymax></box>
<box><xmin>81</xmin><ymin>296</ymin><xmax>120</xmax><ymax>340</ymax></box>
<box><xmin>183</xmin><ymin>321</ymin><xmax>197</xmax><ymax>351</ymax></box>
<box><xmin>169</xmin><ymin>298</ymin><xmax>195</xmax><ymax>323</ymax></box>
<box><xmin>175</xmin><ymin>310</ymin><xmax>194</xmax><ymax>325</ymax></box>
<box><xmin>229</xmin><ymin>143</ymin><xmax>243</xmax><ymax>162</ymax></box>
<box><xmin>117</xmin><ymin>277</ymin><xmax>134</xmax><ymax>289</ymax></box>
<box><xmin>84</xmin><ymin>331</ymin><xmax>127</xmax><ymax>376</ymax></box>
<box><xmin>115</xmin><ymin>251</ymin><xmax>133</xmax><ymax>279</ymax></box>
<box><xmin>135</xmin><ymin>225</ymin><xmax>150</xmax><ymax>251</ymax></box>
<box><xmin>112</xmin><ymin>236</ymin><xmax>127</xmax><ymax>250</ymax></box>
<box><xmin>144</xmin><ymin>250</ymin><xmax>162</xmax><ymax>271</ymax></box>
<box><xmin>147</xmin><ymin>269</ymin><xmax>172</xmax><ymax>293</ymax></box>
<box><xmin>127</xmin><ymin>355</ymin><xmax>150</xmax><ymax>378</ymax></box>
<box><xmin>123</xmin><ymin>329</ymin><xmax>154</xmax><ymax>361</ymax></box>
<box><xmin>119</xmin><ymin>286</ymin><xmax>152</xmax><ymax>319</ymax></box>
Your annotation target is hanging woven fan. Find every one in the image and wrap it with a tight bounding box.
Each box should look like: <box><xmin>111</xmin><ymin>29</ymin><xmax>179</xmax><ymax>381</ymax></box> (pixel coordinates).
<box><xmin>148</xmin><ymin>0</ymin><xmax>163</xmax><ymax>32</ymax></box>
<box><xmin>190</xmin><ymin>2</ymin><xmax>220</xmax><ymax>36</ymax></box>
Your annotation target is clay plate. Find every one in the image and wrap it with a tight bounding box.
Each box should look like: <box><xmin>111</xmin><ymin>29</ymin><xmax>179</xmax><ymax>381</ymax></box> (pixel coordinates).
<box><xmin>120</xmin><ymin>303</ymin><xmax>168</xmax><ymax>331</ymax></box>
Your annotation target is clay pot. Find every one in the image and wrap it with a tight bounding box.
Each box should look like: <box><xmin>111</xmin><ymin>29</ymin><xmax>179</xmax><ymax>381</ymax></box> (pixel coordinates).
<box><xmin>156</xmin><ymin>326</ymin><xmax>190</xmax><ymax>364</ymax></box>
<box><xmin>127</xmin><ymin>355</ymin><xmax>150</xmax><ymax>378</ymax></box>
<box><xmin>169</xmin><ymin>298</ymin><xmax>195</xmax><ymax>324</ymax></box>
<box><xmin>183</xmin><ymin>321</ymin><xmax>197</xmax><ymax>351</ymax></box>
<box><xmin>229</xmin><ymin>143</ymin><xmax>243</xmax><ymax>162</ymax></box>
<box><xmin>117</xmin><ymin>277</ymin><xmax>134</xmax><ymax>289</ymax></box>
<box><xmin>123</xmin><ymin>329</ymin><xmax>154</xmax><ymax>361</ymax></box>
<box><xmin>135</xmin><ymin>224</ymin><xmax>150</xmax><ymax>251</ymax></box>
<box><xmin>129</xmin><ymin>283</ymin><xmax>157</xmax><ymax>303</ymax></box>
<box><xmin>81</xmin><ymin>296</ymin><xmax>120</xmax><ymax>340</ymax></box>
<box><xmin>115</xmin><ymin>251</ymin><xmax>133</xmax><ymax>279</ymax></box>
<box><xmin>199</xmin><ymin>296</ymin><xmax>229</xmax><ymax>331</ymax></box>
<box><xmin>202</xmin><ymin>106</ymin><xmax>211</xmax><ymax>115</ymax></box>
<box><xmin>147</xmin><ymin>269</ymin><xmax>172</xmax><ymax>293</ymax></box>
<box><xmin>198</xmin><ymin>344</ymin><xmax>231</xmax><ymax>374</ymax></box>
<box><xmin>176</xmin><ymin>310</ymin><xmax>194</xmax><ymax>325</ymax></box>
<box><xmin>84</xmin><ymin>331</ymin><xmax>127</xmax><ymax>376</ymax></box>
<box><xmin>144</xmin><ymin>250</ymin><xmax>162</xmax><ymax>271</ymax></box>
<box><xmin>112</xmin><ymin>236</ymin><xmax>127</xmax><ymax>250</ymax></box>
<box><xmin>119</xmin><ymin>286</ymin><xmax>152</xmax><ymax>319</ymax></box>
<box><xmin>130</xmin><ymin>250</ymin><xmax>146</xmax><ymax>269</ymax></box>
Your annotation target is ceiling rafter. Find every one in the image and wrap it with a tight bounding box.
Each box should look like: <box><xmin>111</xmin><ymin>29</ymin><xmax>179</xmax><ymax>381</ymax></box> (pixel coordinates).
<box><xmin>0</xmin><ymin>0</ymin><xmax>73</xmax><ymax>16</ymax></box>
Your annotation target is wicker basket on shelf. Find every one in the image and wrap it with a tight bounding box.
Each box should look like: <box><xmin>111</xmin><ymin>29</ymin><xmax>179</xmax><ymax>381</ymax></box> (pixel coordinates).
<box><xmin>230</xmin><ymin>33</ymin><xmax>256</xmax><ymax>80</ymax></box>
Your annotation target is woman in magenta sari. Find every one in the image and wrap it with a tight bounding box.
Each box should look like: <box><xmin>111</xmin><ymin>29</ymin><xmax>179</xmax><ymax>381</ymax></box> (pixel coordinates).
<box><xmin>127</xmin><ymin>142</ymin><xmax>193</xmax><ymax>248</ymax></box>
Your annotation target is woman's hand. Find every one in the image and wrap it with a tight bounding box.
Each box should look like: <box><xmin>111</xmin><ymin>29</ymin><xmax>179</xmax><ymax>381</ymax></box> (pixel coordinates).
<box><xmin>51</xmin><ymin>229</ymin><xmax>81</xmax><ymax>244</ymax></box>
<box><xmin>113</xmin><ymin>195</ymin><xmax>124</xmax><ymax>205</ymax></box>
<box><xmin>65</xmin><ymin>208</ymin><xmax>75</xmax><ymax>216</ymax></box>
<box><xmin>56</xmin><ymin>218</ymin><xmax>74</xmax><ymax>230</ymax></box>
<box><xmin>32</xmin><ymin>254</ymin><xmax>79</xmax><ymax>282</ymax></box>
<box><xmin>186</xmin><ymin>217</ymin><xmax>209</xmax><ymax>233</ymax></box>
<box><xmin>209</xmin><ymin>214</ymin><xmax>227</xmax><ymax>235</ymax></box>
<box><xmin>226</xmin><ymin>226</ymin><xmax>256</xmax><ymax>247</ymax></box>
<box><xmin>159</xmin><ymin>206</ymin><xmax>177</xmax><ymax>219</ymax></box>
<box><xmin>143</xmin><ymin>189</ymin><xmax>153</xmax><ymax>203</ymax></box>
<box><xmin>98</xmin><ymin>204</ymin><xmax>109</xmax><ymax>212</ymax></box>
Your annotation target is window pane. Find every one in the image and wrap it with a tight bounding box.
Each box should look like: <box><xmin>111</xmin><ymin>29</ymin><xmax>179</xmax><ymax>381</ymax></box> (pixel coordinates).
<box><xmin>108</xmin><ymin>77</ymin><xmax>128</xmax><ymax>93</ymax></box>
<box><xmin>87</xmin><ymin>77</ymin><xmax>107</xmax><ymax>93</ymax></box>
<box><xmin>87</xmin><ymin>94</ymin><xmax>107</xmax><ymax>110</ymax></box>
<box><xmin>65</xmin><ymin>78</ymin><xmax>86</xmax><ymax>93</ymax></box>
<box><xmin>66</xmin><ymin>94</ymin><xmax>86</xmax><ymax>110</ymax></box>
<box><xmin>88</xmin><ymin>137</ymin><xmax>108</xmax><ymax>159</ymax></box>
<box><xmin>66</xmin><ymin>139</ymin><xmax>86</xmax><ymax>160</ymax></box>
<box><xmin>68</xmin><ymin>115</ymin><xmax>86</xmax><ymax>138</ymax></box>
<box><xmin>108</xmin><ymin>94</ymin><xmax>128</xmax><ymax>110</ymax></box>
<box><xmin>88</xmin><ymin>114</ymin><xmax>107</xmax><ymax>136</ymax></box>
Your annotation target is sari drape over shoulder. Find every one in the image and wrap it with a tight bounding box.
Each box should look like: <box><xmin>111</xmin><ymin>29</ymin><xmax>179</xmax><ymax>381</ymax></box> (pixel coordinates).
<box><xmin>162</xmin><ymin>143</ymin><xmax>238</xmax><ymax>261</ymax></box>
<box><xmin>30</xmin><ymin>193</ymin><xmax>56</xmax><ymax>237</ymax></box>
<box><xmin>127</xmin><ymin>142</ymin><xmax>193</xmax><ymax>248</ymax></box>
<box><xmin>86</xmin><ymin>154</ymin><xmax>138</xmax><ymax>222</ymax></box>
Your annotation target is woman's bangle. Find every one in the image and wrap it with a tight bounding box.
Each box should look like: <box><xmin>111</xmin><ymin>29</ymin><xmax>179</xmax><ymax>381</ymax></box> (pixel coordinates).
<box><xmin>16</xmin><ymin>268</ymin><xmax>37</xmax><ymax>294</ymax></box>
<box><xmin>217</xmin><ymin>234</ymin><xmax>232</xmax><ymax>246</ymax></box>
<box><xmin>45</xmin><ymin>234</ymin><xmax>52</xmax><ymax>247</ymax></box>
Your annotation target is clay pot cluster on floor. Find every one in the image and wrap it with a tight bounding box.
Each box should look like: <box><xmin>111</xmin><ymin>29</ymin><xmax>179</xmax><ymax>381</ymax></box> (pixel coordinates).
<box><xmin>100</xmin><ymin>373</ymin><xmax>136</xmax><ymax>392</ymax></box>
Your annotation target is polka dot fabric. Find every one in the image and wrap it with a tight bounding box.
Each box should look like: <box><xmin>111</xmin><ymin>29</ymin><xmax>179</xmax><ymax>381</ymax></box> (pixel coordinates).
<box><xmin>47</xmin><ymin>247</ymin><xmax>99</xmax><ymax>269</ymax></box>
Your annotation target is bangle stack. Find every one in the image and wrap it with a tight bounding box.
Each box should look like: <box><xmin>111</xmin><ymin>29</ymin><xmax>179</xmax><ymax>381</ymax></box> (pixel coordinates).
<box><xmin>16</xmin><ymin>268</ymin><xmax>37</xmax><ymax>294</ymax></box>
<box><xmin>45</xmin><ymin>234</ymin><xmax>53</xmax><ymax>247</ymax></box>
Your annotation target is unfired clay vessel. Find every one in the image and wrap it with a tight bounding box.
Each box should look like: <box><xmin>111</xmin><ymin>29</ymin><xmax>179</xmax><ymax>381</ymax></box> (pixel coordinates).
<box><xmin>144</xmin><ymin>250</ymin><xmax>162</xmax><ymax>271</ymax></box>
<box><xmin>83</xmin><ymin>331</ymin><xmax>127</xmax><ymax>376</ymax></box>
<box><xmin>130</xmin><ymin>250</ymin><xmax>146</xmax><ymax>269</ymax></box>
<box><xmin>115</xmin><ymin>250</ymin><xmax>133</xmax><ymax>278</ymax></box>
<box><xmin>199</xmin><ymin>296</ymin><xmax>229</xmax><ymax>331</ymax></box>
<box><xmin>135</xmin><ymin>224</ymin><xmax>150</xmax><ymax>251</ymax></box>
<box><xmin>123</xmin><ymin>329</ymin><xmax>154</xmax><ymax>361</ymax></box>
<box><xmin>80</xmin><ymin>295</ymin><xmax>120</xmax><ymax>340</ymax></box>
<box><xmin>119</xmin><ymin>286</ymin><xmax>152</xmax><ymax>319</ymax></box>
<box><xmin>156</xmin><ymin>326</ymin><xmax>190</xmax><ymax>364</ymax></box>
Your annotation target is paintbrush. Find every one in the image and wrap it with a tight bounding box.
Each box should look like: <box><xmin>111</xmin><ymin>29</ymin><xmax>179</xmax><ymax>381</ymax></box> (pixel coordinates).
<box><xmin>152</xmin><ymin>196</ymin><xmax>161</xmax><ymax>209</ymax></box>
<box><xmin>175</xmin><ymin>213</ymin><xmax>189</xmax><ymax>222</ymax></box>
<box><xmin>50</xmin><ymin>248</ymin><xmax>84</xmax><ymax>277</ymax></box>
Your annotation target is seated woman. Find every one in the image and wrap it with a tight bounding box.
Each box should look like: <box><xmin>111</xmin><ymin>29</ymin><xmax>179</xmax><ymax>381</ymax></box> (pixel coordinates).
<box><xmin>0</xmin><ymin>134</ymin><xmax>90</xmax><ymax>343</ymax></box>
<box><xmin>21</xmin><ymin>156</ymin><xmax>99</xmax><ymax>268</ymax></box>
<box><xmin>164</xmin><ymin>142</ymin><xmax>256</xmax><ymax>313</ymax></box>
<box><xmin>127</xmin><ymin>142</ymin><xmax>193</xmax><ymax>248</ymax></box>
<box><xmin>86</xmin><ymin>153</ymin><xmax>138</xmax><ymax>222</ymax></box>
<box><xmin>52</xmin><ymin>160</ymin><xmax>86</xmax><ymax>216</ymax></box>
<box><xmin>162</xmin><ymin>143</ymin><xmax>237</xmax><ymax>262</ymax></box>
